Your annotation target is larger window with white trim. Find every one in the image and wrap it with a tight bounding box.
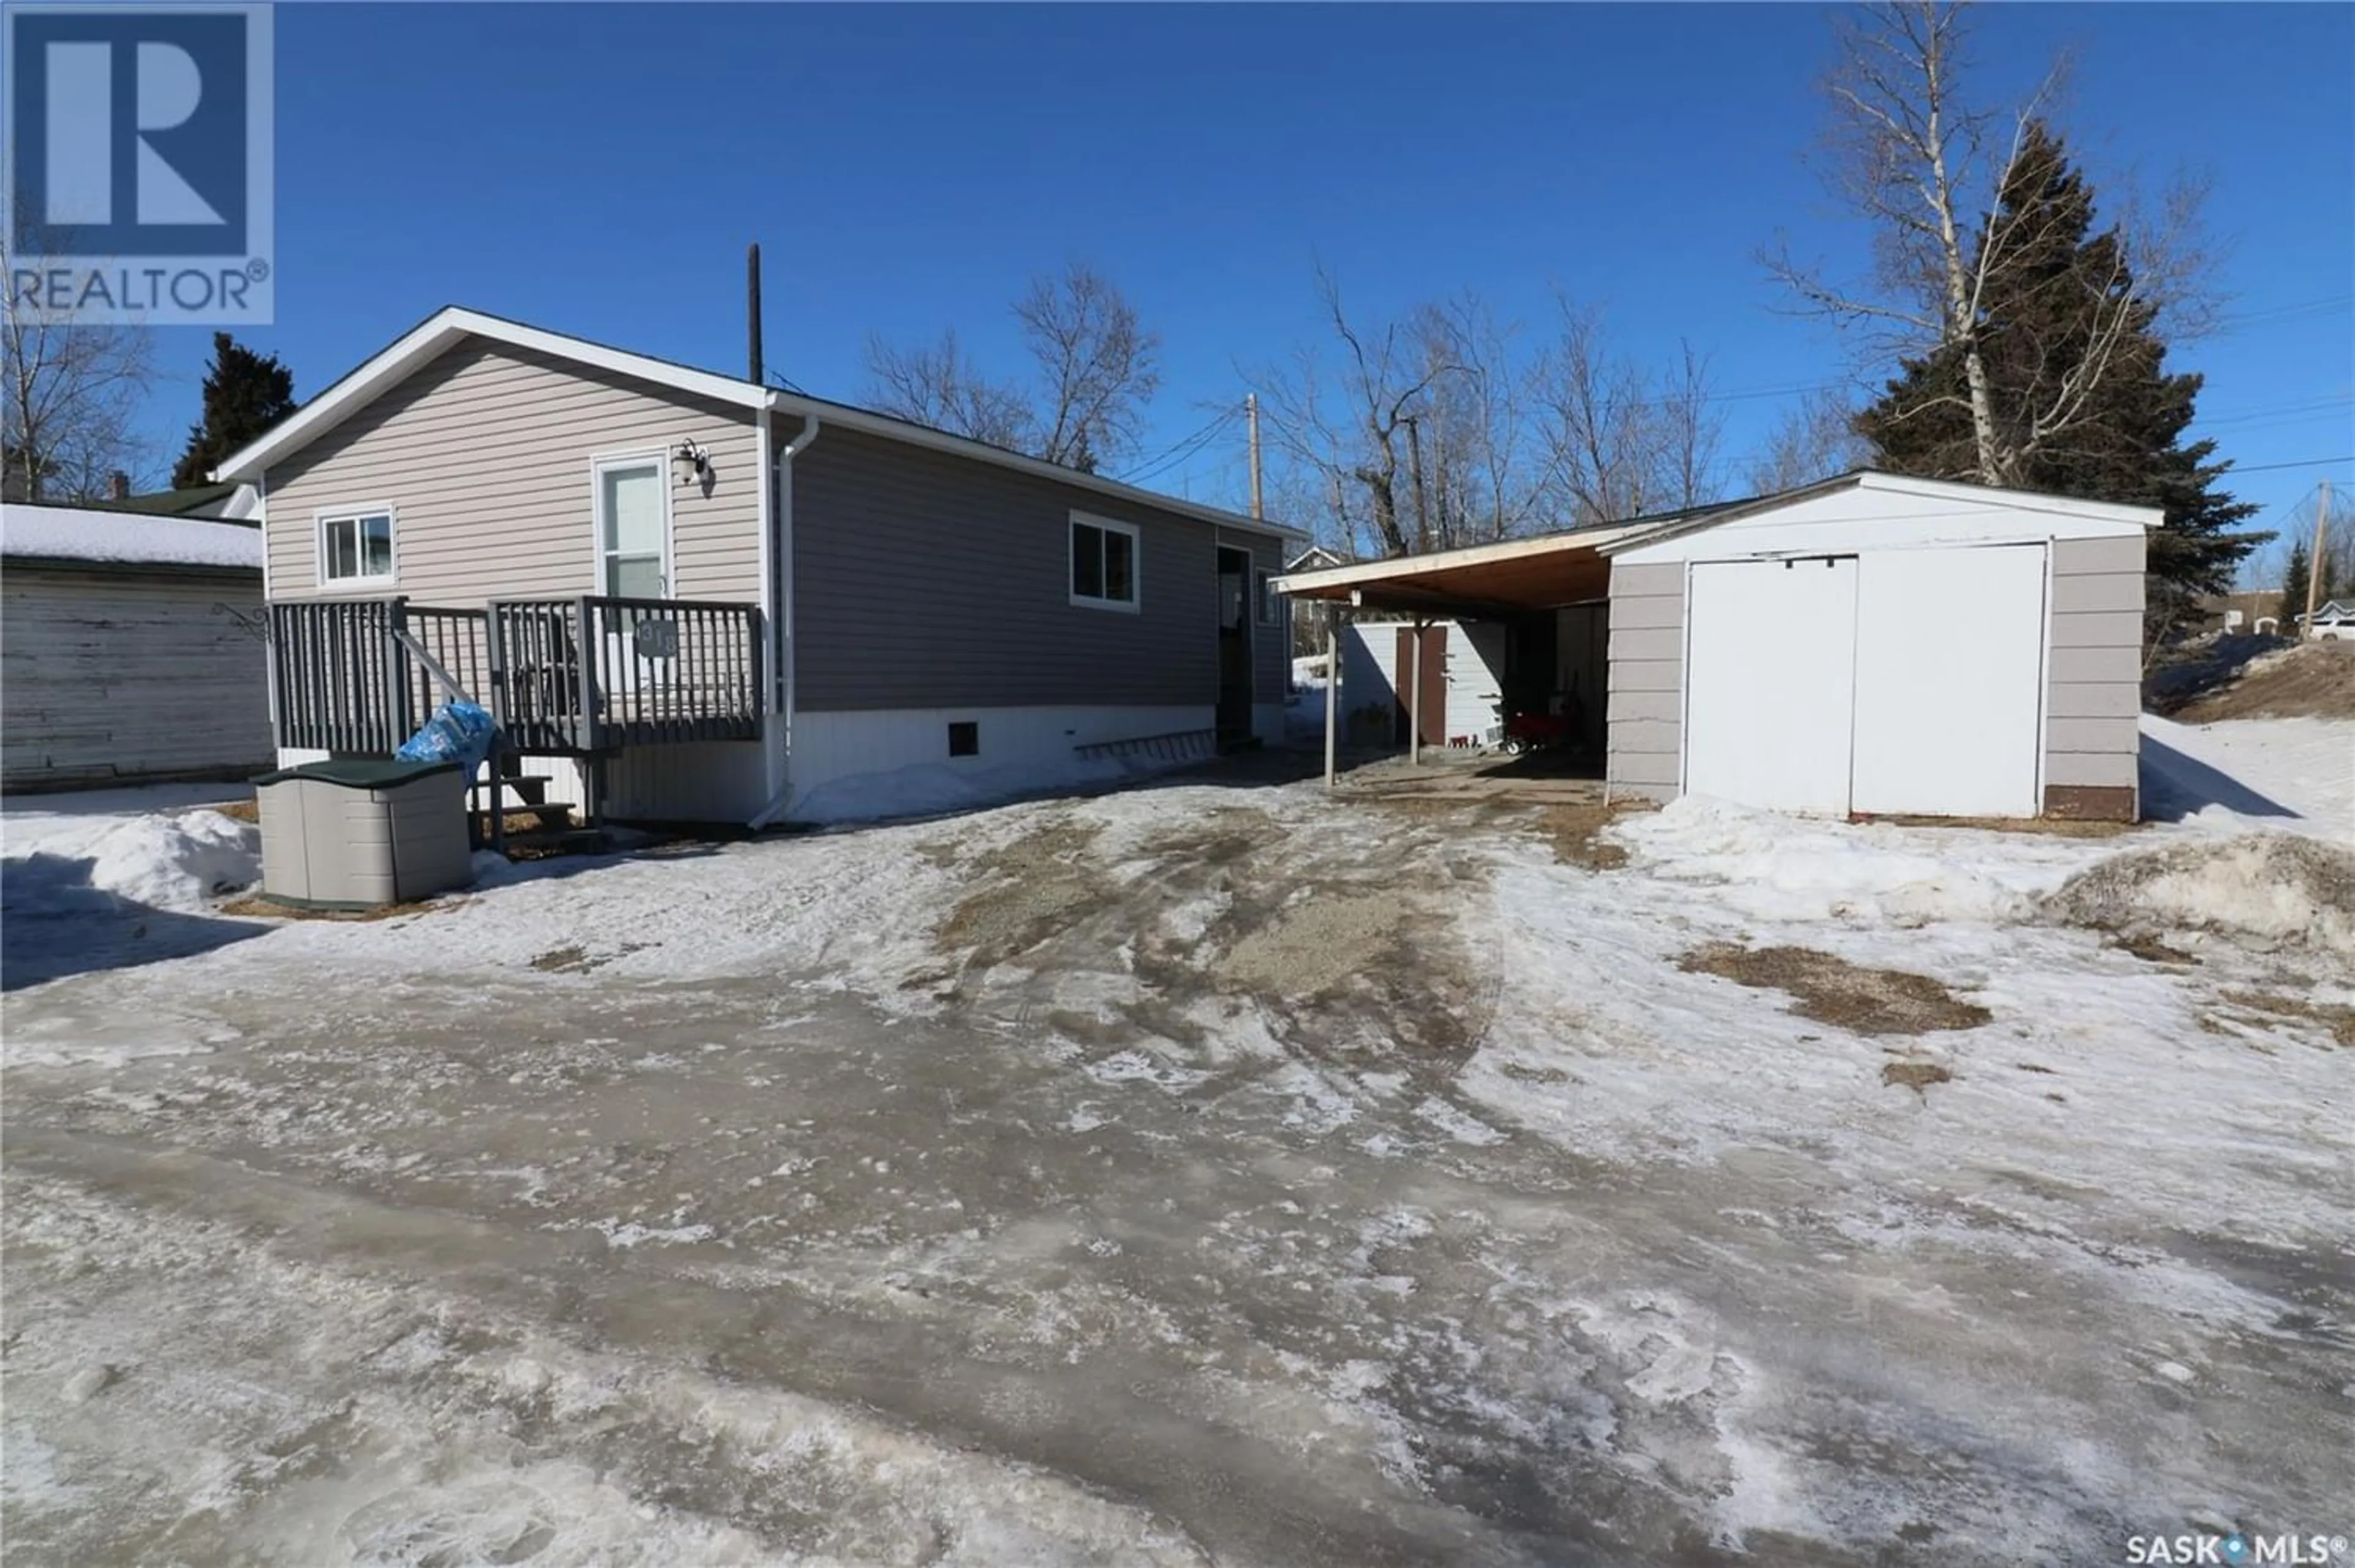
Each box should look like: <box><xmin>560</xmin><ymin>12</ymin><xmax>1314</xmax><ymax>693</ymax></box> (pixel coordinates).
<box><xmin>1070</xmin><ymin>513</ymin><xmax>1139</xmax><ymax>611</ymax></box>
<box><xmin>318</xmin><ymin>508</ymin><xmax>395</xmax><ymax>586</ymax></box>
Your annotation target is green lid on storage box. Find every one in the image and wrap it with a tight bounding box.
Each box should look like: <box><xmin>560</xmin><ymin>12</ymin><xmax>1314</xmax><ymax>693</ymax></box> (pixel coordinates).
<box><xmin>251</xmin><ymin>758</ymin><xmax>464</xmax><ymax>788</ymax></box>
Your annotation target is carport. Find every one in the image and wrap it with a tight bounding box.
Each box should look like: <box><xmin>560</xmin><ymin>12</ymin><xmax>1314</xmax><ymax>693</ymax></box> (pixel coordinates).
<box><xmin>1274</xmin><ymin>472</ymin><xmax>2158</xmax><ymax>822</ymax></box>
<box><xmin>1272</xmin><ymin>523</ymin><xmax>1651</xmax><ymax>786</ymax></box>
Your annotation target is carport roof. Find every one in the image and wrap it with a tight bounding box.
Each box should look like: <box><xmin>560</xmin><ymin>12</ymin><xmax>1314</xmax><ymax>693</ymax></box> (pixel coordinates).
<box><xmin>1269</xmin><ymin>519</ymin><xmax>1661</xmax><ymax>617</ymax></box>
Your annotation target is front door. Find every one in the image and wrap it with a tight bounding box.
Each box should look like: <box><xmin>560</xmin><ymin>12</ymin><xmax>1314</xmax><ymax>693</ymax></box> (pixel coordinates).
<box><xmin>1216</xmin><ymin>546</ymin><xmax>1254</xmax><ymax>746</ymax></box>
<box><xmin>595</xmin><ymin>456</ymin><xmax>669</xmax><ymax>600</ymax></box>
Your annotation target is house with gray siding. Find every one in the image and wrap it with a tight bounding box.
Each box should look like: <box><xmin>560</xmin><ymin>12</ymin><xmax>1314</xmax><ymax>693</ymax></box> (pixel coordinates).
<box><xmin>212</xmin><ymin>308</ymin><xmax>1300</xmax><ymax>825</ymax></box>
<box><xmin>1277</xmin><ymin>472</ymin><xmax>2158</xmax><ymax>822</ymax></box>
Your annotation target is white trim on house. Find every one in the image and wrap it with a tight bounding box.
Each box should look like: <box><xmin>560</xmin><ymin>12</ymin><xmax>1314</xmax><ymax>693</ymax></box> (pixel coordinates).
<box><xmin>313</xmin><ymin>504</ymin><xmax>399</xmax><ymax>588</ymax></box>
<box><xmin>587</xmin><ymin>448</ymin><xmax>675</xmax><ymax>599</ymax></box>
<box><xmin>210</xmin><ymin>305</ymin><xmax>1305</xmax><ymax>543</ymax></box>
<box><xmin>1069</xmin><ymin>511</ymin><xmax>1143</xmax><ymax>613</ymax></box>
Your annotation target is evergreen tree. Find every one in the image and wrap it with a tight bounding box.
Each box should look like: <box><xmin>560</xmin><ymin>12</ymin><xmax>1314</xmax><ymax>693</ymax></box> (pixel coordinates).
<box><xmin>2277</xmin><ymin>539</ymin><xmax>2310</xmax><ymax>635</ymax></box>
<box><xmin>1857</xmin><ymin>123</ymin><xmax>2262</xmax><ymax>641</ymax></box>
<box><xmin>172</xmin><ymin>333</ymin><xmax>296</xmax><ymax>488</ymax></box>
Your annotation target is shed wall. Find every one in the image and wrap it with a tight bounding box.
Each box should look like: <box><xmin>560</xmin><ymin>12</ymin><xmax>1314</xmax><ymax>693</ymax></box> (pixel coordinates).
<box><xmin>2</xmin><ymin>567</ymin><xmax>273</xmax><ymax>790</ymax></box>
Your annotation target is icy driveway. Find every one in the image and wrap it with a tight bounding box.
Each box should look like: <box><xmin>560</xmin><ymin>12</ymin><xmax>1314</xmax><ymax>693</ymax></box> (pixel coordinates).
<box><xmin>4</xmin><ymin>775</ymin><xmax>2351</xmax><ymax>1564</ymax></box>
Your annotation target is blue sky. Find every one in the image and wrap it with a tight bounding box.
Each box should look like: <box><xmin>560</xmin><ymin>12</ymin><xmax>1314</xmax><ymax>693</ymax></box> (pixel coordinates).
<box><xmin>140</xmin><ymin>3</ymin><xmax>2352</xmax><ymax>565</ymax></box>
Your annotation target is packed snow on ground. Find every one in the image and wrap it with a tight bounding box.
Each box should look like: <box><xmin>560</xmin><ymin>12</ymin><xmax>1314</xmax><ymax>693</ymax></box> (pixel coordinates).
<box><xmin>0</xmin><ymin>503</ymin><xmax>262</xmax><ymax>570</ymax></box>
<box><xmin>3</xmin><ymin>722</ymin><xmax>2350</xmax><ymax>1562</ymax></box>
<box><xmin>2140</xmin><ymin>712</ymin><xmax>2353</xmax><ymax>843</ymax></box>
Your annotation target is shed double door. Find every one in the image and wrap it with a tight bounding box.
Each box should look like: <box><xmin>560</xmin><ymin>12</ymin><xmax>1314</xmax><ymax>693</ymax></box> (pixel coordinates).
<box><xmin>1682</xmin><ymin>545</ymin><xmax>2048</xmax><ymax>817</ymax></box>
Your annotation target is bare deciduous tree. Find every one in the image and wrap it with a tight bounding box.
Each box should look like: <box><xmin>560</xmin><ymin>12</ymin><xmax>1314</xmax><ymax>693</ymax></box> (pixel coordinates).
<box><xmin>1017</xmin><ymin>261</ymin><xmax>1161</xmax><ymax>470</ymax></box>
<box><xmin>862</xmin><ymin>326</ymin><xmax>1033</xmax><ymax>452</ymax></box>
<box><xmin>1531</xmin><ymin>297</ymin><xmax>1725</xmax><ymax>526</ymax></box>
<box><xmin>1745</xmin><ymin>386</ymin><xmax>1872</xmax><ymax>494</ymax></box>
<box><xmin>3</xmin><ymin>261</ymin><xmax>159</xmax><ymax>500</ymax></box>
<box><xmin>864</xmin><ymin>262</ymin><xmax>1160</xmax><ymax>471</ymax></box>
<box><xmin>1765</xmin><ymin>1</ymin><xmax>2210</xmax><ymax>485</ymax></box>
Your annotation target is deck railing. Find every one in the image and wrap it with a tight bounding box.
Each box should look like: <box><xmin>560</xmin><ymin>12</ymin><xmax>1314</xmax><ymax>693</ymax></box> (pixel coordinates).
<box><xmin>269</xmin><ymin>594</ymin><xmax>762</xmax><ymax>755</ymax></box>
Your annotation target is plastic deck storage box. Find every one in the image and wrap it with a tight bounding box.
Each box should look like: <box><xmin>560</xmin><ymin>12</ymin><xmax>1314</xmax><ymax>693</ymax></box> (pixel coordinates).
<box><xmin>253</xmin><ymin>758</ymin><xmax>471</xmax><ymax>909</ymax></box>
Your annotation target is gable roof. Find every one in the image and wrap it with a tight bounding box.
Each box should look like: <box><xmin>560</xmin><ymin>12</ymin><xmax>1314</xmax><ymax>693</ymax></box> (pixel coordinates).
<box><xmin>211</xmin><ymin>306</ymin><xmax>1303</xmax><ymax>540</ymax></box>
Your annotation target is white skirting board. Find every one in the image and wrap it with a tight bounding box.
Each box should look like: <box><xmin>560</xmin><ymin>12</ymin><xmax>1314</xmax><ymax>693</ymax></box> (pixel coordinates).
<box><xmin>786</xmin><ymin>704</ymin><xmax>1217</xmax><ymax>823</ymax></box>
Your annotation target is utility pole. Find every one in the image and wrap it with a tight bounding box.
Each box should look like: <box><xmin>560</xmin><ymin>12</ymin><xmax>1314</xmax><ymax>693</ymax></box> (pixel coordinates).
<box><xmin>2306</xmin><ymin>478</ymin><xmax>2333</xmax><ymax>637</ymax></box>
<box><xmin>1404</xmin><ymin>415</ymin><xmax>1429</xmax><ymax>553</ymax></box>
<box><xmin>1246</xmin><ymin>393</ymin><xmax>1264</xmax><ymax>521</ymax></box>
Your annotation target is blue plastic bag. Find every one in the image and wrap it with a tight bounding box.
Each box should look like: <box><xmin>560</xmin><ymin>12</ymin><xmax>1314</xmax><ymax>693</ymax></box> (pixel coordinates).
<box><xmin>396</xmin><ymin>700</ymin><xmax>497</xmax><ymax>770</ymax></box>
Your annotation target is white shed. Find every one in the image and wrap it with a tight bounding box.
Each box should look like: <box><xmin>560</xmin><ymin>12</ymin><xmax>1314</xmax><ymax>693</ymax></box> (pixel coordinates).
<box><xmin>1276</xmin><ymin>473</ymin><xmax>2159</xmax><ymax>823</ymax></box>
<box><xmin>1</xmin><ymin>503</ymin><xmax>274</xmax><ymax>791</ymax></box>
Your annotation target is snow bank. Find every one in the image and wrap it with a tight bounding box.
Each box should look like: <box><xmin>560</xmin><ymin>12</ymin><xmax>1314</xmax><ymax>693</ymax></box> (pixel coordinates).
<box><xmin>0</xmin><ymin>503</ymin><xmax>261</xmax><ymax>571</ymax></box>
<box><xmin>2043</xmin><ymin>833</ymin><xmax>2355</xmax><ymax>954</ymax></box>
<box><xmin>2</xmin><ymin>807</ymin><xmax>258</xmax><ymax>913</ymax></box>
<box><xmin>1604</xmin><ymin>796</ymin><xmax>2087</xmax><ymax>926</ymax></box>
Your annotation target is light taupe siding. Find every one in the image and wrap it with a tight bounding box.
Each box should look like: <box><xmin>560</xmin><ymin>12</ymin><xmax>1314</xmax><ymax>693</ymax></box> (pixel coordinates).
<box><xmin>792</xmin><ymin>425</ymin><xmax>1285</xmax><ymax>711</ymax></box>
<box><xmin>2044</xmin><ymin>532</ymin><xmax>2145</xmax><ymax>792</ymax></box>
<box><xmin>266</xmin><ymin>343</ymin><xmax>761</xmax><ymax>607</ymax></box>
<box><xmin>2</xmin><ymin>566</ymin><xmax>272</xmax><ymax>789</ymax></box>
<box><xmin>1606</xmin><ymin>560</ymin><xmax>1683</xmax><ymax>798</ymax></box>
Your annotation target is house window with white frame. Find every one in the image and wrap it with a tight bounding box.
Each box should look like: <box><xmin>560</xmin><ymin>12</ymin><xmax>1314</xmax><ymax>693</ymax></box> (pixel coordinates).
<box><xmin>1254</xmin><ymin>567</ymin><xmax>1278</xmax><ymax>626</ymax></box>
<box><xmin>1070</xmin><ymin>514</ymin><xmax>1139</xmax><ymax>611</ymax></box>
<box><xmin>318</xmin><ymin>509</ymin><xmax>395</xmax><ymax>585</ymax></box>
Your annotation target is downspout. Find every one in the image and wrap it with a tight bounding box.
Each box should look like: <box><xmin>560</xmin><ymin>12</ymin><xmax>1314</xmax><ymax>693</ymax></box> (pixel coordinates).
<box><xmin>746</xmin><ymin>410</ymin><xmax>821</xmax><ymax>829</ymax></box>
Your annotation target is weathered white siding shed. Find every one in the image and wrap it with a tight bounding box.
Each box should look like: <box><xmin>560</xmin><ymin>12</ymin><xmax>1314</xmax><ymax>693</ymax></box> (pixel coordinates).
<box><xmin>1604</xmin><ymin>474</ymin><xmax>2155</xmax><ymax>821</ymax></box>
<box><xmin>1</xmin><ymin>504</ymin><xmax>273</xmax><ymax>791</ymax></box>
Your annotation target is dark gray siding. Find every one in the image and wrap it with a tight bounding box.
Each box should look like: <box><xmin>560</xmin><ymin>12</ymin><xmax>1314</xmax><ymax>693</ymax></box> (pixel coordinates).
<box><xmin>1219</xmin><ymin>527</ymin><xmax>1289</xmax><ymax>705</ymax></box>
<box><xmin>792</xmin><ymin>424</ymin><xmax>1287</xmax><ymax>711</ymax></box>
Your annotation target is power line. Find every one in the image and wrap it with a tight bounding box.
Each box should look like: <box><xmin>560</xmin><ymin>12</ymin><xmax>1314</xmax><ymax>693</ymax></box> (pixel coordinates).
<box><xmin>2229</xmin><ymin>454</ymin><xmax>2354</xmax><ymax>473</ymax></box>
<box><xmin>1122</xmin><ymin>407</ymin><xmax>1240</xmax><ymax>485</ymax></box>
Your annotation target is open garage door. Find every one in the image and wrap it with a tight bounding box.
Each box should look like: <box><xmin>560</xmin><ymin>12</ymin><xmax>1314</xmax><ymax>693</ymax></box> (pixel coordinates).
<box><xmin>1851</xmin><ymin>544</ymin><xmax>2047</xmax><ymax>817</ymax></box>
<box><xmin>1683</xmin><ymin>557</ymin><xmax>1859</xmax><ymax>813</ymax></box>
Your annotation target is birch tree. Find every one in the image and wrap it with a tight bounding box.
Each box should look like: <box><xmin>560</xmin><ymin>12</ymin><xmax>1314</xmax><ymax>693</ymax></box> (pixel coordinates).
<box><xmin>1764</xmin><ymin>1</ymin><xmax>2208</xmax><ymax>488</ymax></box>
<box><xmin>2</xmin><ymin>258</ymin><xmax>158</xmax><ymax>500</ymax></box>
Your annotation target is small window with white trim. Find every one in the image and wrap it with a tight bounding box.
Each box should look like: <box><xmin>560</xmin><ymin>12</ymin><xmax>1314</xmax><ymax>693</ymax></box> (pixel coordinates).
<box><xmin>1254</xmin><ymin>567</ymin><xmax>1277</xmax><ymax>626</ymax></box>
<box><xmin>1070</xmin><ymin>514</ymin><xmax>1139</xmax><ymax>611</ymax></box>
<box><xmin>318</xmin><ymin>508</ymin><xmax>395</xmax><ymax>585</ymax></box>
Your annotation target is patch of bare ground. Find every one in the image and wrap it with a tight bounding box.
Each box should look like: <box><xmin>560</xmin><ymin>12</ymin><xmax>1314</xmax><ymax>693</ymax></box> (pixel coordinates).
<box><xmin>2216</xmin><ymin>989</ymin><xmax>2355</xmax><ymax>1047</ymax></box>
<box><xmin>216</xmin><ymin>893</ymin><xmax>462</xmax><ymax>923</ymax></box>
<box><xmin>2108</xmin><ymin>931</ymin><xmax>2199</xmax><ymax>965</ymax></box>
<box><xmin>1881</xmin><ymin>1060</ymin><xmax>1955</xmax><ymax>1092</ymax></box>
<box><xmin>1531</xmin><ymin>798</ymin><xmax>1656</xmax><ymax>870</ymax></box>
<box><xmin>1679</xmin><ymin>943</ymin><xmax>1993</xmax><ymax>1036</ymax></box>
<box><xmin>1865</xmin><ymin>813</ymin><xmax>2138</xmax><ymax>839</ymax></box>
<box><xmin>935</xmin><ymin>816</ymin><xmax>1109</xmax><ymax>963</ymax></box>
<box><xmin>529</xmin><ymin>941</ymin><xmax>650</xmax><ymax>974</ymax></box>
<box><xmin>210</xmin><ymin>798</ymin><xmax>258</xmax><ymax>824</ymax></box>
<box><xmin>2173</xmin><ymin>638</ymin><xmax>2355</xmax><ymax>722</ymax></box>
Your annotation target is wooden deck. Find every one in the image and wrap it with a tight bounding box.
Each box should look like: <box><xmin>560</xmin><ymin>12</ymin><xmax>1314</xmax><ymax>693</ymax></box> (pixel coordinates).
<box><xmin>269</xmin><ymin>595</ymin><xmax>763</xmax><ymax>758</ymax></box>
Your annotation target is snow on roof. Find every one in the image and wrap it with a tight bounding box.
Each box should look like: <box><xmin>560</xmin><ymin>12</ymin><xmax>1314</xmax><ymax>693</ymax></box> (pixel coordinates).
<box><xmin>0</xmin><ymin>502</ymin><xmax>263</xmax><ymax>572</ymax></box>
